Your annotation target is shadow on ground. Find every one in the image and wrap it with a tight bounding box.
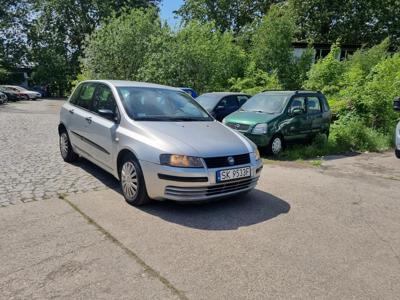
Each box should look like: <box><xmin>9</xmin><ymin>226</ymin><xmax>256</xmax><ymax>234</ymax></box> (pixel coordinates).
<box><xmin>140</xmin><ymin>189</ymin><xmax>290</xmax><ymax>230</ymax></box>
<box><xmin>75</xmin><ymin>158</ymin><xmax>290</xmax><ymax>230</ymax></box>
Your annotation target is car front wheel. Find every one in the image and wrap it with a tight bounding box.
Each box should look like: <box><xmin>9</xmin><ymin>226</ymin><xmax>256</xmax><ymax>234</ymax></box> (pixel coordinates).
<box><xmin>396</xmin><ymin>149</ymin><xmax>400</xmax><ymax>159</ymax></box>
<box><xmin>119</xmin><ymin>154</ymin><xmax>150</xmax><ymax>206</ymax></box>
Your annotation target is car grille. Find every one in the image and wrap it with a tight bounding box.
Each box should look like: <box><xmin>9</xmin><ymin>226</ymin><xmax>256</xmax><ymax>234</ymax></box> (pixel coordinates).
<box><xmin>203</xmin><ymin>153</ymin><xmax>250</xmax><ymax>169</ymax></box>
<box><xmin>226</xmin><ymin>122</ymin><xmax>250</xmax><ymax>132</ymax></box>
<box><xmin>165</xmin><ymin>177</ymin><xmax>258</xmax><ymax>199</ymax></box>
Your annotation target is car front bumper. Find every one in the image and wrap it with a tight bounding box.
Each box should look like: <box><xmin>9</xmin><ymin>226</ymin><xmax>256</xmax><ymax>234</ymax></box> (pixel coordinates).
<box><xmin>140</xmin><ymin>159</ymin><xmax>263</xmax><ymax>201</ymax></box>
<box><xmin>243</xmin><ymin>132</ymin><xmax>271</xmax><ymax>147</ymax></box>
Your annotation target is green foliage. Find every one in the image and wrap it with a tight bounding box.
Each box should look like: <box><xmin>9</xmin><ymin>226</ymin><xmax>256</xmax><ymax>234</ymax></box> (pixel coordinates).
<box><xmin>154</xmin><ymin>21</ymin><xmax>246</xmax><ymax>93</ymax></box>
<box><xmin>330</xmin><ymin>116</ymin><xmax>391</xmax><ymax>152</ymax></box>
<box><xmin>229</xmin><ymin>62</ymin><xmax>282</xmax><ymax>95</ymax></box>
<box><xmin>176</xmin><ymin>0</ymin><xmax>283</xmax><ymax>33</ymax></box>
<box><xmin>303</xmin><ymin>43</ymin><xmax>344</xmax><ymax>95</ymax></box>
<box><xmin>251</xmin><ymin>4</ymin><xmax>313</xmax><ymax>89</ymax></box>
<box><xmin>84</xmin><ymin>8</ymin><xmax>164</xmax><ymax>80</ymax></box>
<box><xmin>290</xmin><ymin>0</ymin><xmax>400</xmax><ymax>47</ymax></box>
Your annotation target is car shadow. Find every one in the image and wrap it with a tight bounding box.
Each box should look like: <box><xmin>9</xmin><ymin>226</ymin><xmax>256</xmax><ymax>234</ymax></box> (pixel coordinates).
<box><xmin>140</xmin><ymin>189</ymin><xmax>290</xmax><ymax>230</ymax></box>
<box><xmin>74</xmin><ymin>158</ymin><xmax>290</xmax><ymax>230</ymax></box>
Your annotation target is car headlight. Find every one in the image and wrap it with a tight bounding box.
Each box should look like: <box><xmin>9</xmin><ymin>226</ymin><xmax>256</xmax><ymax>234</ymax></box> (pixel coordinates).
<box><xmin>160</xmin><ymin>154</ymin><xmax>204</xmax><ymax>168</ymax></box>
<box><xmin>252</xmin><ymin>123</ymin><xmax>268</xmax><ymax>135</ymax></box>
<box><xmin>254</xmin><ymin>148</ymin><xmax>261</xmax><ymax>160</ymax></box>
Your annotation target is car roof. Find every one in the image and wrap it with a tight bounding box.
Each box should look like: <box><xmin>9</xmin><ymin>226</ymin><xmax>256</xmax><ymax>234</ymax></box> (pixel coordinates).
<box><xmin>261</xmin><ymin>90</ymin><xmax>320</xmax><ymax>95</ymax></box>
<box><xmin>199</xmin><ymin>92</ymin><xmax>250</xmax><ymax>98</ymax></box>
<box><xmin>81</xmin><ymin>80</ymin><xmax>182</xmax><ymax>91</ymax></box>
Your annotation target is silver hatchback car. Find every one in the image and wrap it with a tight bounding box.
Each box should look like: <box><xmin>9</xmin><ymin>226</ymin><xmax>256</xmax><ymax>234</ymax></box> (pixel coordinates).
<box><xmin>59</xmin><ymin>80</ymin><xmax>262</xmax><ymax>205</ymax></box>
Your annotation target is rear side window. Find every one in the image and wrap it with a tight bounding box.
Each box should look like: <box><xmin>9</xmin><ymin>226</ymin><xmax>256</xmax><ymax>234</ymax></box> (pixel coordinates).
<box><xmin>220</xmin><ymin>96</ymin><xmax>239</xmax><ymax>109</ymax></box>
<box><xmin>307</xmin><ymin>96</ymin><xmax>322</xmax><ymax>113</ymax></box>
<box><xmin>76</xmin><ymin>83</ymin><xmax>96</xmax><ymax>110</ymax></box>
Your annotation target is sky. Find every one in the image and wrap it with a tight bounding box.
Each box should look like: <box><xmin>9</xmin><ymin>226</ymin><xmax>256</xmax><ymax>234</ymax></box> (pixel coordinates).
<box><xmin>159</xmin><ymin>0</ymin><xmax>184</xmax><ymax>28</ymax></box>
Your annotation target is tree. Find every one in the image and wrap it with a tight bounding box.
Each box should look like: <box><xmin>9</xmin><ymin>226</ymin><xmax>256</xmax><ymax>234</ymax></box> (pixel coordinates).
<box><xmin>290</xmin><ymin>0</ymin><xmax>400</xmax><ymax>46</ymax></box>
<box><xmin>83</xmin><ymin>8</ymin><xmax>166</xmax><ymax>80</ymax></box>
<box><xmin>176</xmin><ymin>0</ymin><xmax>283</xmax><ymax>33</ymax></box>
<box><xmin>142</xmin><ymin>21</ymin><xmax>246</xmax><ymax>93</ymax></box>
<box><xmin>251</xmin><ymin>4</ymin><xmax>313</xmax><ymax>89</ymax></box>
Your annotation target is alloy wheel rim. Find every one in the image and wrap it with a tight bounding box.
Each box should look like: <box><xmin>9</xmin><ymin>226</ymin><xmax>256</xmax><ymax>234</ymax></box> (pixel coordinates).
<box><xmin>60</xmin><ymin>133</ymin><xmax>69</xmax><ymax>158</ymax></box>
<box><xmin>272</xmin><ymin>137</ymin><xmax>282</xmax><ymax>154</ymax></box>
<box><xmin>121</xmin><ymin>162</ymin><xmax>138</xmax><ymax>199</ymax></box>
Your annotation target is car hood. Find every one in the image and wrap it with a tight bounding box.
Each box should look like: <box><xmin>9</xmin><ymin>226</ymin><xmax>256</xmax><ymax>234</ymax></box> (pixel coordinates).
<box><xmin>132</xmin><ymin>121</ymin><xmax>254</xmax><ymax>157</ymax></box>
<box><xmin>225</xmin><ymin>110</ymin><xmax>280</xmax><ymax>125</ymax></box>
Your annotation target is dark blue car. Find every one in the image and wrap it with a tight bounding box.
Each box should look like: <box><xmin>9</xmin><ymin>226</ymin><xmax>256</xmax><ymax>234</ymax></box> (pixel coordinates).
<box><xmin>196</xmin><ymin>92</ymin><xmax>250</xmax><ymax>122</ymax></box>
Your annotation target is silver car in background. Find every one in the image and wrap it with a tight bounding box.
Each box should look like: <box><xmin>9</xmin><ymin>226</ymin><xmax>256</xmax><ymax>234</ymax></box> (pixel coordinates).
<box><xmin>59</xmin><ymin>80</ymin><xmax>262</xmax><ymax>206</ymax></box>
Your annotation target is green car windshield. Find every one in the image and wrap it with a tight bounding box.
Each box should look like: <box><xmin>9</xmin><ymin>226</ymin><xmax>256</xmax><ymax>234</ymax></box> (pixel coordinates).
<box><xmin>241</xmin><ymin>93</ymin><xmax>290</xmax><ymax>114</ymax></box>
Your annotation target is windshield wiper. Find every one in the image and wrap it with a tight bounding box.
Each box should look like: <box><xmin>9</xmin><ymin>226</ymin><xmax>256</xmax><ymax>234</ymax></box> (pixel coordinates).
<box><xmin>248</xmin><ymin>110</ymin><xmax>274</xmax><ymax>114</ymax></box>
<box><xmin>170</xmin><ymin>117</ymin><xmax>210</xmax><ymax>122</ymax></box>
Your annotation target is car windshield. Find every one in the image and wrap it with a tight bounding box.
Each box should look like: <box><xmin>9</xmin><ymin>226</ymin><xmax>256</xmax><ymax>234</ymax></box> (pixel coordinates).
<box><xmin>196</xmin><ymin>94</ymin><xmax>222</xmax><ymax>111</ymax></box>
<box><xmin>241</xmin><ymin>93</ymin><xmax>290</xmax><ymax>114</ymax></box>
<box><xmin>117</xmin><ymin>87</ymin><xmax>213</xmax><ymax>121</ymax></box>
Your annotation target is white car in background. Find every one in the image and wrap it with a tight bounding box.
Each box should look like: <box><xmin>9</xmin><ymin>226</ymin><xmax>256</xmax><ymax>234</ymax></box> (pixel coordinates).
<box><xmin>1</xmin><ymin>85</ymin><xmax>41</xmax><ymax>100</ymax></box>
<box><xmin>394</xmin><ymin>98</ymin><xmax>400</xmax><ymax>158</ymax></box>
<box><xmin>0</xmin><ymin>91</ymin><xmax>7</xmax><ymax>104</ymax></box>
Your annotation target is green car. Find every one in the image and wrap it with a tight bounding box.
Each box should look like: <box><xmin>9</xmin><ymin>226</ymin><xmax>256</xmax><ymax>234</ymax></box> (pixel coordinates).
<box><xmin>223</xmin><ymin>91</ymin><xmax>332</xmax><ymax>155</ymax></box>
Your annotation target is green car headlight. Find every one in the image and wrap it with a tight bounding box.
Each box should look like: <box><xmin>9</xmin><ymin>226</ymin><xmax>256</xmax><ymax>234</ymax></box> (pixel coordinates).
<box><xmin>252</xmin><ymin>123</ymin><xmax>268</xmax><ymax>135</ymax></box>
<box><xmin>160</xmin><ymin>154</ymin><xmax>204</xmax><ymax>168</ymax></box>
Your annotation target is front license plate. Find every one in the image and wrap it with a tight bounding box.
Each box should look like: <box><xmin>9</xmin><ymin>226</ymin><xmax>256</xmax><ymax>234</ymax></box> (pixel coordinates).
<box><xmin>216</xmin><ymin>167</ymin><xmax>251</xmax><ymax>182</ymax></box>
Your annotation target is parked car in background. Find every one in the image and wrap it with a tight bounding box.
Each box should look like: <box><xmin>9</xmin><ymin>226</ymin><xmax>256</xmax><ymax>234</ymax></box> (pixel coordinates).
<box><xmin>223</xmin><ymin>91</ymin><xmax>332</xmax><ymax>155</ymax></box>
<box><xmin>394</xmin><ymin>97</ymin><xmax>400</xmax><ymax>158</ymax></box>
<box><xmin>179</xmin><ymin>87</ymin><xmax>198</xmax><ymax>98</ymax></box>
<box><xmin>59</xmin><ymin>80</ymin><xmax>262</xmax><ymax>206</ymax></box>
<box><xmin>0</xmin><ymin>91</ymin><xmax>7</xmax><ymax>104</ymax></box>
<box><xmin>1</xmin><ymin>85</ymin><xmax>41</xmax><ymax>100</ymax></box>
<box><xmin>196</xmin><ymin>92</ymin><xmax>251</xmax><ymax>122</ymax></box>
<box><xmin>0</xmin><ymin>86</ymin><xmax>21</xmax><ymax>101</ymax></box>
<box><xmin>30</xmin><ymin>85</ymin><xmax>48</xmax><ymax>97</ymax></box>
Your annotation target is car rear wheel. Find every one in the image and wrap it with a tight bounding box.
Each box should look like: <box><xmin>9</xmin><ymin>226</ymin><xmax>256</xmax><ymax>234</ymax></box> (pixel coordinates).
<box><xmin>119</xmin><ymin>154</ymin><xmax>151</xmax><ymax>206</ymax></box>
<box><xmin>59</xmin><ymin>131</ymin><xmax>78</xmax><ymax>162</ymax></box>
<box><xmin>268</xmin><ymin>135</ymin><xmax>283</xmax><ymax>156</ymax></box>
<box><xmin>396</xmin><ymin>149</ymin><xmax>400</xmax><ymax>159</ymax></box>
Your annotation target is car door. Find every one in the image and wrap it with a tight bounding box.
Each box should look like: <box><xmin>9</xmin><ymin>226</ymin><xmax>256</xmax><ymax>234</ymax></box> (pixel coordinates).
<box><xmin>284</xmin><ymin>96</ymin><xmax>312</xmax><ymax>141</ymax></box>
<box><xmin>83</xmin><ymin>83</ymin><xmax>119</xmax><ymax>170</ymax></box>
<box><xmin>306</xmin><ymin>95</ymin><xmax>324</xmax><ymax>135</ymax></box>
<box><xmin>67</xmin><ymin>82</ymin><xmax>97</xmax><ymax>153</ymax></box>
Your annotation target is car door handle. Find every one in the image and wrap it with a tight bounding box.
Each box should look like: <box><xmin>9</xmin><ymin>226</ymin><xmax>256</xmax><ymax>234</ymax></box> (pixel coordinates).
<box><xmin>85</xmin><ymin>116</ymin><xmax>92</xmax><ymax>124</ymax></box>
<box><xmin>69</xmin><ymin>109</ymin><xmax>74</xmax><ymax>114</ymax></box>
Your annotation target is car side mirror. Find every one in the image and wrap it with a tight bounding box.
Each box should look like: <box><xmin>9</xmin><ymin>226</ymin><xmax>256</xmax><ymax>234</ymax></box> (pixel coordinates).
<box><xmin>98</xmin><ymin>109</ymin><xmax>116</xmax><ymax>121</ymax></box>
<box><xmin>290</xmin><ymin>107</ymin><xmax>304</xmax><ymax>116</ymax></box>
<box><xmin>394</xmin><ymin>99</ymin><xmax>400</xmax><ymax>112</ymax></box>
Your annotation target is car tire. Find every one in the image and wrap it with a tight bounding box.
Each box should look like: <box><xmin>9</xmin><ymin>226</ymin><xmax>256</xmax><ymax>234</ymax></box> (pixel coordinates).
<box><xmin>119</xmin><ymin>154</ymin><xmax>151</xmax><ymax>206</ymax></box>
<box><xmin>268</xmin><ymin>135</ymin><xmax>284</xmax><ymax>156</ymax></box>
<box><xmin>59</xmin><ymin>130</ymin><xmax>78</xmax><ymax>162</ymax></box>
<box><xmin>396</xmin><ymin>149</ymin><xmax>400</xmax><ymax>159</ymax></box>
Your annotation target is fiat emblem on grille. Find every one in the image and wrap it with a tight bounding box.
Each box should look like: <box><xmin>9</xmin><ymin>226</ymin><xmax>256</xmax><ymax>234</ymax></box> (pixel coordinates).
<box><xmin>227</xmin><ymin>156</ymin><xmax>235</xmax><ymax>166</ymax></box>
<box><xmin>235</xmin><ymin>124</ymin><xmax>240</xmax><ymax>129</ymax></box>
